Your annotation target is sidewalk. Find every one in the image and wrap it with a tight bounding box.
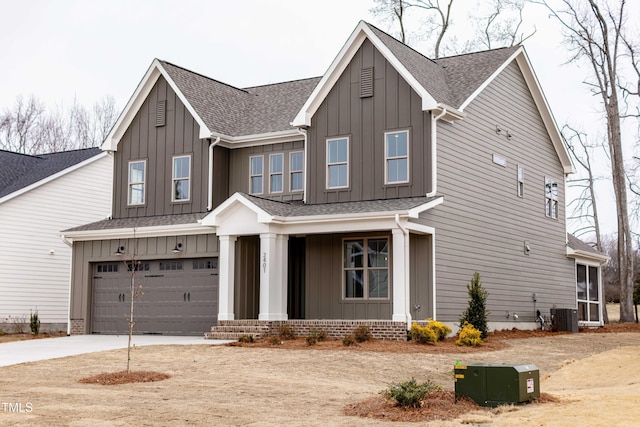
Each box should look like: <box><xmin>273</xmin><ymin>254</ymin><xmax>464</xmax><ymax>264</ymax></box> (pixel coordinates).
<box><xmin>0</xmin><ymin>335</ymin><xmax>232</xmax><ymax>367</ymax></box>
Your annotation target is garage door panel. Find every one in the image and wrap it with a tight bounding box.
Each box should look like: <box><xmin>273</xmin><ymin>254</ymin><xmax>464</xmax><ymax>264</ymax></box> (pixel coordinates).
<box><xmin>92</xmin><ymin>258</ymin><xmax>218</xmax><ymax>336</ymax></box>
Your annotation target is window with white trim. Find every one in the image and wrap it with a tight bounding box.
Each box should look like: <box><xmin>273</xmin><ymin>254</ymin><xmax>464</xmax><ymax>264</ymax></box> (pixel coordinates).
<box><xmin>128</xmin><ymin>160</ymin><xmax>146</xmax><ymax>205</ymax></box>
<box><xmin>269</xmin><ymin>153</ymin><xmax>283</xmax><ymax>193</ymax></box>
<box><xmin>385</xmin><ymin>130</ymin><xmax>409</xmax><ymax>184</ymax></box>
<box><xmin>343</xmin><ymin>238</ymin><xmax>389</xmax><ymax>299</ymax></box>
<box><xmin>327</xmin><ymin>137</ymin><xmax>349</xmax><ymax>189</ymax></box>
<box><xmin>577</xmin><ymin>263</ymin><xmax>600</xmax><ymax>322</ymax></box>
<box><xmin>172</xmin><ymin>155</ymin><xmax>191</xmax><ymax>202</ymax></box>
<box><xmin>517</xmin><ymin>165</ymin><xmax>524</xmax><ymax>198</ymax></box>
<box><xmin>249</xmin><ymin>156</ymin><xmax>263</xmax><ymax>194</ymax></box>
<box><xmin>290</xmin><ymin>151</ymin><xmax>304</xmax><ymax>192</ymax></box>
<box><xmin>545</xmin><ymin>177</ymin><xmax>558</xmax><ymax>219</ymax></box>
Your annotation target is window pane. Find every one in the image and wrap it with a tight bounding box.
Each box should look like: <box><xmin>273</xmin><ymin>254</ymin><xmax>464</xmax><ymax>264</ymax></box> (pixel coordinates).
<box><xmin>368</xmin><ymin>270</ymin><xmax>389</xmax><ymax>298</ymax></box>
<box><xmin>344</xmin><ymin>240</ymin><xmax>364</xmax><ymax>268</ymax></box>
<box><xmin>388</xmin><ymin>158</ymin><xmax>407</xmax><ymax>183</ymax></box>
<box><xmin>328</xmin><ymin>139</ymin><xmax>347</xmax><ymax>163</ymax></box>
<box><xmin>589</xmin><ymin>303</ymin><xmax>600</xmax><ymax>321</ymax></box>
<box><xmin>130</xmin><ymin>184</ymin><xmax>144</xmax><ymax>204</ymax></box>
<box><xmin>174</xmin><ymin>157</ymin><xmax>189</xmax><ymax>179</ymax></box>
<box><xmin>552</xmin><ymin>200</ymin><xmax>558</xmax><ymax>219</ymax></box>
<box><xmin>250</xmin><ymin>157</ymin><xmax>263</xmax><ymax>174</ymax></box>
<box><xmin>270</xmin><ymin>154</ymin><xmax>283</xmax><ymax>173</ymax></box>
<box><xmin>291</xmin><ymin>152</ymin><xmax>303</xmax><ymax>171</ymax></box>
<box><xmin>271</xmin><ymin>174</ymin><xmax>282</xmax><ymax>192</ymax></box>
<box><xmin>386</xmin><ymin>132</ymin><xmax>407</xmax><ymax>156</ymax></box>
<box><xmin>345</xmin><ymin>270</ymin><xmax>364</xmax><ymax>298</ymax></box>
<box><xmin>130</xmin><ymin>162</ymin><xmax>144</xmax><ymax>182</ymax></box>
<box><xmin>588</xmin><ymin>266</ymin><xmax>599</xmax><ymax>301</ymax></box>
<box><xmin>578</xmin><ymin>302</ymin><xmax>587</xmax><ymax>321</ymax></box>
<box><xmin>368</xmin><ymin>239</ymin><xmax>389</xmax><ymax>267</ymax></box>
<box><xmin>577</xmin><ymin>264</ymin><xmax>587</xmax><ymax>300</ymax></box>
<box><xmin>329</xmin><ymin>164</ymin><xmax>347</xmax><ymax>187</ymax></box>
<box><xmin>291</xmin><ymin>172</ymin><xmax>303</xmax><ymax>191</ymax></box>
<box><xmin>251</xmin><ymin>176</ymin><xmax>262</xmax><ymax>194</ymax></box>
<box><xmin>174</xmin><ymin>180</ymin><xmax>189</xmax><ymax>200</ymax></box>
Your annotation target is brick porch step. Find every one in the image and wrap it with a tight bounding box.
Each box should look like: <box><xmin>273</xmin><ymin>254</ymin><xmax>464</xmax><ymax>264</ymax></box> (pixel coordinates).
<box><xmin>205</xmin><ymin>324</ymin><xmax>270</xmax><ymax>340</ymax></box>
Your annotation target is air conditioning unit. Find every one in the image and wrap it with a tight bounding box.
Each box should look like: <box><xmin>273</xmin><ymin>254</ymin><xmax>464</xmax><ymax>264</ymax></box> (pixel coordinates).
<box><xmin>551</xmin><ymin>308</ymin><xmax>579</xmax><ymax>332</ymax></box>
<box><xmin>454</xmin><ymin>363</ymin><xmax>540</xmax><ymax>407</ymax></box>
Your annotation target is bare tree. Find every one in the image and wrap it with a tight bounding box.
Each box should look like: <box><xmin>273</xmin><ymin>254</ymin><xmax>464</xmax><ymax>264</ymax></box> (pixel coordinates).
<box><xmin>534</xmin><ymin>0</ymin><xmax>635</xmax><ymax>322</ymax></box>
<box><xmin>465</xmin><ymin>0</ymin><xmax>536</xmax><ymax>52</ymax></box>
<box><xmin>0</xmin><ymin>95</ymin><xmax>117</xmax><ymax>155</ymax></box>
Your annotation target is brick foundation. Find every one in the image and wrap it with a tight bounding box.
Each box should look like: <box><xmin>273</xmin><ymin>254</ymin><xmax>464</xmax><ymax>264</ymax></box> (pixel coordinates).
<box><xmin>215</xmin><ymin>319</ymin><xmax>408</xmax><ymax>341</ymax></box>
<box><xmin>70</xmin><ymin>319</ymin><xmax>85</xmax><ymax>335</ymax></box>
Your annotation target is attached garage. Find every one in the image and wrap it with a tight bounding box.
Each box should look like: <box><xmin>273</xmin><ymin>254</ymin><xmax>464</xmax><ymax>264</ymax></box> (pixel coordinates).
<box><xmin>91</xmin><ymin>258</ymin><xmax>218</xmax><ymax>336</ymax></box>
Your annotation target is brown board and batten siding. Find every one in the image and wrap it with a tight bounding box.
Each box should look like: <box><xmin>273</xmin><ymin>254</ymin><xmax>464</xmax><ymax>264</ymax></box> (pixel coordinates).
<box><xmin>69</xmin><ymin>234</ymin><xmax>218</xmax><ymax>333</ymax></box>
<box><xmin>305</xmin><ymin>233</ymin><xmax>392</xmax><ymax>320</ymax></box>
<box><xmin>306</xmin><ymin>39</ymin><xmax>432</xmax><ymax>204</ymax></box>
<box><xmin>112</xmin><ymin>76</ymin><xmax>212</xmax><ymax>218</ymax></box>
<box><xmin>228</xmin><ymin>141</ymin><xmax>304</xmax><ymax>202</ymax></box>
<box><xmin>416</xmin><ymin>61</ymin><xmax>574</xmax><ymax>323</ymax></box>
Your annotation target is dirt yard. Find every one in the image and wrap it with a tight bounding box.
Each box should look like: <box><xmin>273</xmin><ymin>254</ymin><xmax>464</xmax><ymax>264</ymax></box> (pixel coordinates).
<box><xmin>1</xmin><ymin>326</ymin><xmax>640</xmax><ymax>426</ymax></box>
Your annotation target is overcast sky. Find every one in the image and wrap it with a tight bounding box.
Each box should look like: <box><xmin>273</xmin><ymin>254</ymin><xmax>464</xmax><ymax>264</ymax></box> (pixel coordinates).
<box><xmin>0</xmin><ymin>0</ymin><xmax>625</xmax><ymax>235</ymax></box>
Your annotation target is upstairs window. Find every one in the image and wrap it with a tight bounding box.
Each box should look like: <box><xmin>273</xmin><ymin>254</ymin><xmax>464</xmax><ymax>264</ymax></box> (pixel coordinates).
<box><xmin>269</xmin><ymin>153</ymin><xmax>283</xmax><ymax>193</ymax></box>
<box><xmin>128</xmin><ymin>160</ymin><xmax>146</xmax><ymax>205</ymax></box>
<box><xmin>545</xmin><ymin>178</ymin><xmax>558</xmax><ymax>219</ymax></box>
<box><xmin>249</xmin><ymin>156</ymin><xmax>264</xmax><ymax>195</ymax></box>
<box><xmin>327</xmin><ymin>137</ymin><xmax>349</xmax><ymax>189</ymax></box>
<box><xmin>290</xmin><ymin>151</ymin><xmax>304</xmax><ymax>192</ymax></box>
<box><xmin>385</xmin><ymin>130</ymin><xmax>409</xmax><ymax>184</ymax></box>
<box><xmin>517</xmin><ymin>165</ymin><xmax>524</xmax><ymax>198</ymax></box>
<box><xmin>172</xmin><ymin>155</ymin><xmax>191</xmax><ymax>202</ymax></box>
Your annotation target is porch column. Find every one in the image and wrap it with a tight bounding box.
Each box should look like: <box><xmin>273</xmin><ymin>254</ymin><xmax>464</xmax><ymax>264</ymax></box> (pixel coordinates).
<box><xmin>258</xmin><ymin>233</ymin><xmax>289</xmax><ymax>321</ymax></box>
<box><xmin>218</xmin><ymin>235</ymin><xmax>237</xmax><ymax>321</ymax></box>
<box><xmin>392</xmin><ymin>228</ymin><xmax>410</xmax><ymax>323</ymax></box>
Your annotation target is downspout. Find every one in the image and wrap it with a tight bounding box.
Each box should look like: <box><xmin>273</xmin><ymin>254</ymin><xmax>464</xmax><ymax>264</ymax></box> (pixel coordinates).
<box><xmin>426</xmin><ymin>108</ymin><xmax>447</xmax><ymax>198</ymax></box>
<box><xmin>61</xmin><ymin>235</ymin><xmax>73</xmax><ymax>336</ymax></box>
<box><xmin>207</xmin><ymin>137</ymin><xmax>221</xmax><ymax>211</ymax></box>
<box><xmin>395</xmin><ymin>214</ymin><xmax>411</xmax><ymax>328</ymax></box>
<box><xmin>296</xmin><ymin>128</ymin><xmax>308</xmax><ymax>203</ymax></box>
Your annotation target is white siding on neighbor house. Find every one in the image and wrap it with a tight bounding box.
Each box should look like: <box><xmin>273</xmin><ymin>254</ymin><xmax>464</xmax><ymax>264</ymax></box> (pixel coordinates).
<box><xmin>417</xmin><ymin>61</ymin><xmax>575</xmax><ymax>324</ymax></box>
<box><xmin>0</xmin><ymin>154</ymin><xmax>113</xmax><ymax>326</ymax></box>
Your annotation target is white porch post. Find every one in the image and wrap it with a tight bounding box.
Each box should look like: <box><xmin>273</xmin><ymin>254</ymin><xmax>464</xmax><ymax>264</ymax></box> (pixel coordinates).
<box><xmin>217</xmin><ymin>235</ymin><xmax>236</xmax><ymax>321</ymax></box>
<box><xmin>392</xmin><ymin>228</ymin><xmax>410</xmax><ymax>323</ymax></box>
<box><xmin>259</xmin><ymin>233</ymin><xmax>289</xmax><ymax>321</ymax></box>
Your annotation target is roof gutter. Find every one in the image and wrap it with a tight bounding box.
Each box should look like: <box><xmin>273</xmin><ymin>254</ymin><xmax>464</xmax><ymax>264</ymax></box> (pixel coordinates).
<box><xmin>427</xmin><ymin>107</ymin><xmax>448</xmax><ymax>198</ymax></box>
<box><xmin>207</xmin><ymin>137</ymin><xmax>221</xmax><ymax>211</ymax></box>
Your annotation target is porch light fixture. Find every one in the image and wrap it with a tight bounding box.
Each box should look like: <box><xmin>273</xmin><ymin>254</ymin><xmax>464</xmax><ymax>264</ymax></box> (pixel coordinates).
<box><xmin>114</xmin><ymin>245</ymin><xmax>126</xmax><ymax>256</ymax></box>
<box><xmin>172</xmin><ymin>242</ymin><xmax>183</xmax><ymax>254</ymax></box>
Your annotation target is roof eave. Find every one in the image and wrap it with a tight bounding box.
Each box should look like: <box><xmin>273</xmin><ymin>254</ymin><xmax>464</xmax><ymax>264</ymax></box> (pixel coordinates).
<box><xmin>566</xmin><ymin>247</ymin><xmax>610</xmax><ymax>263</ymax></box>
<box><xmin>62</xmin><ymin>222</ymin><xmax>206</xmax><ymax>242</ymax></box>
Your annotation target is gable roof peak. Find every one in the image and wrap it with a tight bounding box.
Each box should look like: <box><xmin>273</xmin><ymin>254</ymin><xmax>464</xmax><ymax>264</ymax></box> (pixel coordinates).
<box><xmin>158</xmin><ymin>59</ymin><xmax>249</xmax><ymax>94</ymax></box>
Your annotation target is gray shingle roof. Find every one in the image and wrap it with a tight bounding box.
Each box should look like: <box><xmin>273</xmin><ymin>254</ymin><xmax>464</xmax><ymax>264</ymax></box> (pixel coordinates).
<box><xmin>64</xmin><ymin>212</ymin><xmax>208</xmax><ymax>232</ymax></box>
<box><xmin>159</xmin><ymin>60</ymin><xmax>320</xmax><ymax>137</ymax></box>
<box><xmin>567</xmin><ymin>233</ymin><xmax>603</xmax><ymax>256</ymax></box>
<box><xmin>242</xmin><ymin>194</ymin><xmax>440</xmax><ymax>217</ymax></box>
<box><xmin>0</xmin><ymin>148</ymin><xmax>102</xmax><ymax>199</ymax></box>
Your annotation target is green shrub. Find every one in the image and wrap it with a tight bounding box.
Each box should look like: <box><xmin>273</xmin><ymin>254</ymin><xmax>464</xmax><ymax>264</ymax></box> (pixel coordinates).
<box><xmin>277</xmin><ymin>325</ymin><xmax>296</xmax><ymax>340</ymax></box>
<box><xmin>456</xmin><ymin>322</ymin><xmax>483</xmax><ymax>347</ymax></box>
<box><xmin>342</xmin><ymin>334</ymin><xmax>356</xmax><ymax>346</ymax></box>
<box><xmin>459</xmin><ymin>272</ymin><xmax>490</xmax><ymax>338</ymax></box>
<box><xmin>353</xmin><ymin>325</ymin><xmax>372</xmax><ymax>343</ymax></box>
<box><xmin>30</xmin><ymin>310</ymin><xmax>41</xmax><ymax>335</ymax></box>
<box><xmin>306</xmin><ymin>335</ymin><xmax>318</xmax><ymax>346</ymax></box>
<box><xmin>311</xmin><ymin>328</ymin><xmax>328</xmax><ymax>342</ymax></box>
<box><xmin>381</xmin><ymin>378</ymin><xmax>441</xmax><ymax>408</ymax></box>
<box><xmin>238</xmin><ymin>335</ymin><xmax>254</xmax><ymax>343</ymax></box>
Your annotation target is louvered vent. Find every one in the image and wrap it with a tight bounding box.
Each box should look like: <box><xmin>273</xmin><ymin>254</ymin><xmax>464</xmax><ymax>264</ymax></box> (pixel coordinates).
<box><xmin>360</xmin><ymin>67</ymin><xmax>373</xmax><ymax>98</ymax></box>
<box><xmin>156</xmin><ymin>100</ymin><xmax>166</xmax><ymax>127</ymax></box>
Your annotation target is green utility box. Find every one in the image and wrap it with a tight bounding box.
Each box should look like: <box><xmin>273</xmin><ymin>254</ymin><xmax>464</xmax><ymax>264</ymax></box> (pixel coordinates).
<box><xmin>454</xmin><ymin>363</ymin><xmax>539</xmax><ymax>407</ymax></box>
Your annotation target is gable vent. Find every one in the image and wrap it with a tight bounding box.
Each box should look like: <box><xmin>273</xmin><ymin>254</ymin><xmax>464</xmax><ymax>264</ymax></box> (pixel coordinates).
<box><xmin>360</xmin><ymin>67</ymin><xmax>373</xmax><ymax>98</ymax></box>
<box><xmin>156</xmin><ymin>100</ymin><xmax>166</xmax><ymax>127</ymax></box>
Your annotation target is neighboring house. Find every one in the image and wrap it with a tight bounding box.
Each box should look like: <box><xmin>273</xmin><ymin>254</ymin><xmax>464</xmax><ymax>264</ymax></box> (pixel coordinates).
<box><xmin>62</xmin><ymin>21</ymin><xmax>606</xmax><ymax>338</ymax></box>
<box><xmin>0</xmin><ymin>148</ymin><xmax>112</xmax><ymax>333</ymax></box>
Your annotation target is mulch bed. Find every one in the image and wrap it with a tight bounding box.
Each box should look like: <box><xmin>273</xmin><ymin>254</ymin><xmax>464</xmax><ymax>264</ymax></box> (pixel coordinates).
<box><xmin>78</xmin><ymin>371</ymin><xmax>170</xmax><ymax>385</ymax></box>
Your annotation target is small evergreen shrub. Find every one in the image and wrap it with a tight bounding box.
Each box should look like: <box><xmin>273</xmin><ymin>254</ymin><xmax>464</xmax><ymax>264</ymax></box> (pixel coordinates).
<box><xmin>311</xmin><ymin>328</ymin><xmax>328</xmax><ymax>342</ymax></box>
<box><xmin>342</xmin><ymin>334</ymin><xmax>356</xmax><ymax>346</ymax></box>
<box><xmin>238</xmin><ymin>335</ymin><xmax>254</xmax><ymax>343</ymax></box>
<box><xmin>30</xmin><ymin>310</ymin><xmax>41</xmax><ymax>335</ymax></box>
<box><xmin>306</xmin><ymin>335</ymin><xmax>318</xmax><ymax>346</ymax></box>
<box><xmin>381</xmin><ymin>378</ymin><xmax>441</xmax><ymax>408</ymax></box>
<box><xmin>353</xmin><ymin>325</ymin><xmax>372</xmax><ymax>343</ymax></box>
<box><xmin>277</xmin><ymin>325</ymin><xmax>296</xmax><ymax>340</ymax></box>
<box><xmin>459</xmin><ymin>272</ymin><xmax>490</xmax><ymax>338</ymax></box>
<box><xmin>456</xmin><ymin>322</ymin><xmax>483</xmax><ymax>347</ymax></box>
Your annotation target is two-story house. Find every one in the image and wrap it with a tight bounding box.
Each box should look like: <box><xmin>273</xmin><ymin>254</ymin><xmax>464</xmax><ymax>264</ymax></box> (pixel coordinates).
<box><xmin>62</xmin><ymin>21</ymin><xmax>606</xmax><ymax>338</ymax></box>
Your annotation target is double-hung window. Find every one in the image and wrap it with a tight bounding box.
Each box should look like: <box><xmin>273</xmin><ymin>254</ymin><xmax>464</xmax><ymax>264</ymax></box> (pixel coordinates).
<box><xmin>172</xmin><ymin>155</ymin><xmax>191</xmax><ymax>202</ymax></box>
<box><xmin>343</xmin><ymin>238</ymin><xmax>389</xmax><ymax>299</ymax></box>
<box><xmin>327</xmin><ymin>137</ymin><xmax>349</xmax><ymax>189</ymax></box>
<box><xmin>249</xmin><ymin>156</ymin><xmax>263</xmax><ymax>195</ymax></box>
<box><xmin>545</xmin><ymin>178</ymin><xmax>558</xmax><ymax>219</ymax></box>
<box><xmin>385</xmin><ymin>130</ymin><xmax>409</xmax><ymax>184</ymax></box>
<box><xmin>128</xmin><ymin>160</ymin><xmax>146</xmax><ymax>205</ymax></box>
<box><xmin>290</xmin><ymin>151</ymin><xmax>304</xmax><ymax>192</ymax></box>
<box><xmin>269</xmin><ymin>154</ymin><xmax>283</xmax><ymax>193</ymax></box>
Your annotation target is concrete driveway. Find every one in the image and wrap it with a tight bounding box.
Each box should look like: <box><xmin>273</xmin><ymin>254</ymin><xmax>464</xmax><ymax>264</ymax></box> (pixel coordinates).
<box><xmin>0</xmin><ymin>335</ymin><xmax>233</xmax><ymax>367</ymax></box>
